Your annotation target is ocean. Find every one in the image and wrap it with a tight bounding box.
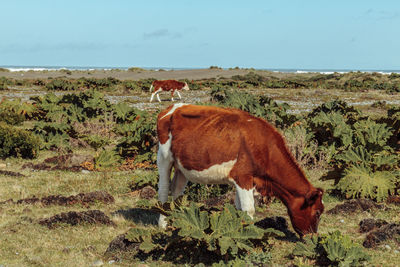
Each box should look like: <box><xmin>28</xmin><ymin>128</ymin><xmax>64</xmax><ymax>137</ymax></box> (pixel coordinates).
<box><xmin>1</xmin><ymin>65</ymin><xmax>400</xmax><ymax>75</ymax></box>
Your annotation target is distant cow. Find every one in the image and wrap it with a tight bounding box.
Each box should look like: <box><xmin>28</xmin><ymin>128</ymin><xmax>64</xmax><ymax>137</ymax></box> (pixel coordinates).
<box><xmin>149</xmin><ymin>80</ymin><xmax>190</xmax><ymax>102</ymax></box>
<box><xmin>156</xmin><ymin>104</ymin><xmax>324</xmax><ymax>237</ymax></box>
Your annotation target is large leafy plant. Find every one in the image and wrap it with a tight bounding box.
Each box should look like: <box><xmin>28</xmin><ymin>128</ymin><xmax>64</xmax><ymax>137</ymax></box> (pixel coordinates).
<box><xmin>292</xmin><ymin>231</ymin><xmax>370</xmax><ymax>267</ymax></box>
<box><xmin>125</xmin><ymin>202</ymin><xmax>282</xmax><ymax>264</ymax></box>
<box><xmin>114</xmin><ymin>108</ymin><xmax>157</xmax><ymax>162</ymax></box>
<box><xmin>336</xmin><ymin>166</ymin><xmax>397</xmax><ymax>202</ymax></box>
<box><xmin>210</xmin><ymin>87</ymin><xmax>297</xmax><ymax>128</ymax></box>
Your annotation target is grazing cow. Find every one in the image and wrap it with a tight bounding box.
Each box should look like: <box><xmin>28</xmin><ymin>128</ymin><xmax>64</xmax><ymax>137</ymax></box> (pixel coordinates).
<box><xmin>156</xmin><ymin>104</ymin><xmax>324</xmax><ymax>237</ymax></box>
<box><xmin>149</xmin><ymin>80</ymin><xmax>190</xmax><ymax>103</ymax></box>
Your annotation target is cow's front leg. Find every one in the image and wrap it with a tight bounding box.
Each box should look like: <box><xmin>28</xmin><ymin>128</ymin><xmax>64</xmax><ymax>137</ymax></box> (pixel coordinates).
<box><xmin>157</xmin><ymin>140</ymin><xmax>173</xmax><ymax>228</ymax></box>
<box><xmin>176</xmin><ymin>91</ymin><xmax>182</xmax><ymax>100</ymax></box>
<box><xmin>234</xmin><ymin>182</ymin><xmax>255</xmax><ymax>219</ymax></box>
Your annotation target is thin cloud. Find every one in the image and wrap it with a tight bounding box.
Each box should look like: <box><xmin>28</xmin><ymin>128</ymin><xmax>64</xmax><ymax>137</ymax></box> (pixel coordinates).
<box><xmin>363</xmin><ymin>8</ymin><xmax>399</xmax><ymax>20</ymax></box>
<box><xmin>0</xmin><ymin>43</ymin><xmax>138</xmax><ymax>53</ymax></box>
<box><xmin>143</xmin><ymin>29</ymin><xmax>184</xmax><ymax>40</ymax></box>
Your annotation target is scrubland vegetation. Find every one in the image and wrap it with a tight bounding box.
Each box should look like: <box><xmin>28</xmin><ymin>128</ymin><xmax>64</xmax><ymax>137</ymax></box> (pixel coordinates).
<box><xmin>0</xmin><ymin>70</ymin><xmax>399</xmax><ymax>266</ymax></box>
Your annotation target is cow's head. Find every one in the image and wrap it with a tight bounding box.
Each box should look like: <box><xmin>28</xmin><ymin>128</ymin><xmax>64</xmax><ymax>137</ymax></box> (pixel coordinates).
<box><xmin>183</xmin><ymin>82</ymin><xmax>190</xmax><ymax>91</ymax></box>
<box><xmin>288</xmin><ymin>188</ymin><xmax>324</xmax><ymax>237</ymax></box>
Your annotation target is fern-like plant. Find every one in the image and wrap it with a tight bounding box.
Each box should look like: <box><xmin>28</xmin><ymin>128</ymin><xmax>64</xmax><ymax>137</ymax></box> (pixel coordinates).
<box><xmin>336</xmin><ymin>165</ymin><xmax>396</xmax><ymax>201</ymax></box>
<box><xmin>93</xmin><ymin>150</ymin><xmax>121</xmax><ymax>170</ymax></box>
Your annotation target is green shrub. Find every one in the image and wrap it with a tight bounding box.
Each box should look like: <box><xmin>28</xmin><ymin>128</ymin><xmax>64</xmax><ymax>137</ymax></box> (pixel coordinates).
<box><xmin>125</xmin><ymin>202</ymin><xmax>282</xmax><ymax>264</ymax></box>
<box><xmin>93</xmin><ymin>150</ymin><xmax>121</xmax><ymax>170</ymax></box>
<box><xmin>292</xmin><ymin>231</ymin><xmax>370</xmax><ymax>266</ymax></box>
<box><xmin>45</xmin><ymin>79</ymin><xmax>76</xmax><ymax>91</ymax></box>
<box><xmin>0</xmin><ymin>109</ymin><xmax>25</xmax><ymax>125</ymax></box>
<box><xmin>77</xmin><ymin>77</ymin><xmax>120</xmax><ymax>90</ymax></box>
<box><xmin>129</xmin><ymin>170</ymin><xmax>158</xmax><ymax>190</ymax></box>
<box><xmin>32</xmin><ymin>121</ymin><xmax>71</xmax><ymax>149</ymax></box>
<box><xmin>0</xmin><ymin>122</ymin><xmax>41</xmax><ymax>159</ymax></box>
<box><xmin>82</xmin><ymin>134</ymin><xmax>110</xmax><ymax>150</ymax></box>
<box><xmin>115</xmin><ymin>109</ymin><xmax>157</xmax><ymax>161</ymax></box>
<box><xmin>185</xmin><ymin>182</ymin><xmax>231</xmax><ymax>202</ymax></box>
<box><xmin>210</xmin><ymin>87</ymin><xmax>297</xmax><ymax>128</ymax></box>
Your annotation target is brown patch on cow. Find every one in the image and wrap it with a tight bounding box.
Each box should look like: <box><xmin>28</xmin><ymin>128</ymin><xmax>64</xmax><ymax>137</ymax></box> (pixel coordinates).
<box><xmin>39</xmin><ymin>210</ymin><xmax>116</xmax><ymax>228</ymax></box>
<box><xmin>0</xmin><ymin>170</ymin><xmax>25</xmax><ymax>177</ymax></box>
<box><xmin>157</xmin><ymin>104</ymin><xmax>325</xmax><ymax>236</ymax></box>
<box><xmin>363</xmin><ymin>223</ymin><xmax>400</xmax><ymax>248</ymax></box>
<box><xmin>327</xmin><ymin>199</ymin><xmax>384</xmax><ymax>214</ymax></box>
<box><xmin>1</xmin><ymin>191</ymin><xmax>114</xmax><ymax>206</ymax></box>
<box><xmin>359</xmin><ymin>218</ymin><xmax>389</xmax><ymax>233</ymax></box>
<box><xmin>22</xmin><ymin>154</ymin><xmax>94</xmax><ymax>172</ymax></box>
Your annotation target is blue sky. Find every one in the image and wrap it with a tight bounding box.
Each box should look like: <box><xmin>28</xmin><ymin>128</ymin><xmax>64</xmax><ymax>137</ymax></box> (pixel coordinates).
<box><xmin>1</xmin><ymin>0</ymin><xmax>399</xmax><ymax>69</ymax></box>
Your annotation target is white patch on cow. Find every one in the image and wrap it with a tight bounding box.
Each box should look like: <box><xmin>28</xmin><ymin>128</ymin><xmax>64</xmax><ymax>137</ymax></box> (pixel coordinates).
<box><xmin>247</xmin><ymin>119</ymin><xmax>253</xmax><ymax>122</ymax></box>
<box><xmin>231</xmin><ymin>180</ymin><xmax>255</xmax><ymax>218</ymax></box>
<box><xmin>159</xmin><ymin>133</ymin><xmax>172</xmax><ymax>159</ymax></box>
<box><xmin>176</xmin><ymin>159</ymin><xmax>237</xmax><ymax>184</ymax></box>
<box><xmin>160</xmin><ymin>103</ymin><xmax>188</xmax><ymax>120</ymax></box>
<box><xmin>157</xmin><ymin>133</ymin><xmax>174</xmax><ymax>206</ymax></box>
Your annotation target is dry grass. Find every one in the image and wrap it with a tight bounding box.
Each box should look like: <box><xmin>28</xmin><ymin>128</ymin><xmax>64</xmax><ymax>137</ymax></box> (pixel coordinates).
<box><xmin>1</xmin><ymin>161</ymin><xmax>400</xmax><ymax>266</ymax></box>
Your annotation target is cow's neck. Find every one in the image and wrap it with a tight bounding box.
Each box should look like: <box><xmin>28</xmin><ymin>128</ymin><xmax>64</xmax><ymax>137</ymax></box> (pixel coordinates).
<box><xmin>265</xmin><ymin>147</ymin><xmax>312</xmax><ymax>198</ymax></box>
<box><xmin>269</xmin><ymin>180</ymin><xmax>300</xmax><ymax>206</ymax></box>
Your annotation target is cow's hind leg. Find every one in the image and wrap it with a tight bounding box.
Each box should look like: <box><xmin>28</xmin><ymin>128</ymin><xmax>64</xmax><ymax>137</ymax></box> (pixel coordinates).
<box><xmin>157</xmin><ymin>139</ymin><xmax>174</xmax><ymax>228</ymax></box>
<box><xmin>171</xmin><ymin>90</ymin><xmax>175</xmax><ymax>101</ymax></box>
<box><xmin>234</xmin><ymin>182</ymin><xmax>255</xmax><ymax>219</ymax></box>
<box><xmin>176</xmin><ymin>90</ymin><xmax>182</xmax><ymax>100</ymax></box>
<box><xmin>170</xmin><ymin>169</ymin><xmax>187</xmax><ymax>199</ymax></box>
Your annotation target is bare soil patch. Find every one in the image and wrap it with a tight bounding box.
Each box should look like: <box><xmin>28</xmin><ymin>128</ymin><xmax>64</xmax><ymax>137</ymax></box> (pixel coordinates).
<box><xmin>39</xmin><ymin>210</ymin><xmax>116</xmax><ymax>228</ymax></box>
<box><xmin>104</xmin><ymin>234</ymin><xmax>139</xmax><ymax>261</ymax></box>
<box><xmin>0</xmin><ymin>191</ymin><xmax>114</xmax><ymax>206</ymax></box>
<box><xmin>359</xmin><ymin>218</ymin><xmax>389</xmax><ymax>233</ymax></box>
<box><xmin>362</xmin><ymin>222</ymin><xmax>400</xmax><ymax>248</ymax></box>
<box><xmin>0</xmin><ymin>170</ymin><xmax>25</xmax><ymax>177</ymax></box>
<box><xmin>22</xmin><ymin>153</ymin><xmax>93</xmax><ymax>172</ymax></box>
<box><xmin>327</xmin><ymin>199</ymin><xmax>385</xmax><ymax>214</ymax></box>
<box><xmin>387</xmin><ymin>196</ymin><xmax>400</xmax><ymax>205</ymax></box>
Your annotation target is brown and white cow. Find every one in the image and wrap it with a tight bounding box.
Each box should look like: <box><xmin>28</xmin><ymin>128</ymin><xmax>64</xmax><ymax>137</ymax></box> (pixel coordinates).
<box><xmin>149</xmin><ymin>80</ymin><xmax>190</xmax><ymax>103</ymax></box>
<box><xmin>156</xmin><ymin>104</ymin><xmax>324</xmax><ymax>237</ymax></box>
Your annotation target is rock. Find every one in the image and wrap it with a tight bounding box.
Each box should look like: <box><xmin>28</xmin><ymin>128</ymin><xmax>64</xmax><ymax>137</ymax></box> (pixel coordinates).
<box><xmin>92</xmin><ymin>260</ymin><xmax>104</xmax><ymax>266</ymax></box>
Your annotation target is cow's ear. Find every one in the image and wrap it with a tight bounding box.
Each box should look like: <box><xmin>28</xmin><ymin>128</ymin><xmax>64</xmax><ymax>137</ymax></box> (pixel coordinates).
<box><xmin>305</xmin><ymin>188</ymin><xmax>323</xmax><ymax>207</ymax></box>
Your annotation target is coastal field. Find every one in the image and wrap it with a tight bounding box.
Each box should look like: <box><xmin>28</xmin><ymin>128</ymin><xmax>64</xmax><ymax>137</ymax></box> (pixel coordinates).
<box><xmin>0</xmin><ymin>68</ymin><xmax>400</xmax><ymax>266</ymax></box>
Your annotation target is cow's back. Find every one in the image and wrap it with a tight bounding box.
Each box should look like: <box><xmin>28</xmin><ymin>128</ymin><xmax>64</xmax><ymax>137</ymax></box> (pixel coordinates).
<box><xmin>159</xmin><ymin>105</ymin><xmax>275</xmax><ymax>174</ymax></box>
<box><xmin>153</xmin><ymin>80</ymin><xmax>185</xmax><ymax>91</ymax></box>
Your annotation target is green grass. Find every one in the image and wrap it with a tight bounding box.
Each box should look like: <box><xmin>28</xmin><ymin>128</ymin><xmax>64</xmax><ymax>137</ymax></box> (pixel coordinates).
<box><xmin>1</xmin><ymin>164</ymin><xmax>399</xmax><ymax>266</ymax></box>
<box><xmin>0</xmin><ymin>73</ymin><xmax>399</xmax><ymax>266</ymax></box>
